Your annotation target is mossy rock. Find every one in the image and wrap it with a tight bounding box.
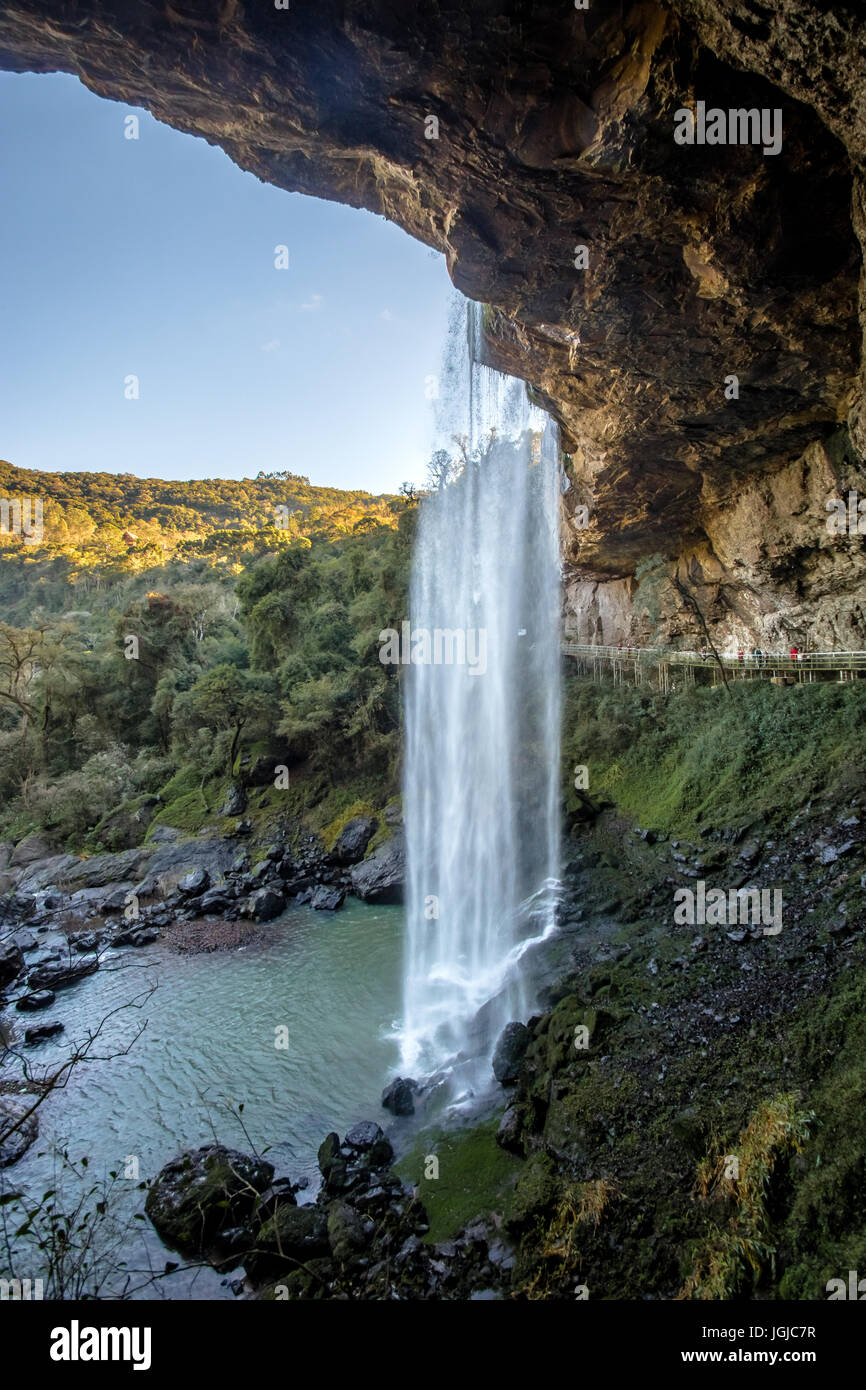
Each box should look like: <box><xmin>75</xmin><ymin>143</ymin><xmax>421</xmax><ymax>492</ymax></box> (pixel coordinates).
<box><xmin>505</xmin><ymin>1153</ymin><xmax>558</xmax><ymax>1233</ymax></box>
<box><xmin>144</xmin><ymin>1145</ymin><xmax>274</xmax><ymax>1256</ymax></box>
<box><xmin>246</xmin><ymin>1202</ymin><xmax>330</xmax><ymax>1280</ymax></box>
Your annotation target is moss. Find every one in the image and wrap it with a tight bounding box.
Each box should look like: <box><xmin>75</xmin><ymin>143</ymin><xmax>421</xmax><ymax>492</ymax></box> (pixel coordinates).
<box><xmin>563</xmin><ymin>676</ymin><xmax>866</xmax><ymax>840</ymax></box>
<box><xmin>320</xmin><ymin>799</ymin><xmax>381</xmax><ymax>852</ymax></box>
<box><xmin>394</xmin><ymin>1119</ymin><xmax>523</xmax><ymax>1245</ymax></box>
<box><xmin>505</xmin><ymin>1153</ymin><xmax>558</xmax><ymax>1232</ymax></box>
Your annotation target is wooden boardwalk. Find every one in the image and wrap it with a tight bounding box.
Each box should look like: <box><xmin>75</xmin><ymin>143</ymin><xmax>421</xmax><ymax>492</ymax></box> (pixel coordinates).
<box><xmin>561</xmin><ymin>643</ymin><xmax>866</xmax><ymax>691</ymax></box>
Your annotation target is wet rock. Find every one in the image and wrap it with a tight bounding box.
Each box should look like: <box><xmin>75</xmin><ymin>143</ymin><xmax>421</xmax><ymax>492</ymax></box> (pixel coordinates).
<box><xmin>15</xmin><ymin>988</ymin><xmax>56</xmax><ymax>1012</ymax></box>
<box><xmin>27</xmin><ymin>956</ymin><xmax>99</xmax><ymax>992</ymax></box>
<box><xmin>0</xmin><ymin>1096</ymin><xmax>39</xmax><ymax>1166</ymax></box>
<box><xmin>381</xmin><ymin>1076</ymin><xmax>417</xmax><ymax>1116</ymax></box>
<box><xmin>245</xmin><ymin>887</ymin><xmax>285</xmax><ymax>922</ymax></box>
<box><xmin>178</xmin><ymin>867</ymin><xmax>210</xmax><ymax>897</ymax></box>
<box><xmin>344</xmin><ymin>1121</ymin><xmax>384</xmax><ymax>1152</ymax></box>
<box><xmin>69</xmin><ymin>929</ymin><xmax>105</xmax><ymax>953</ymax></box>
<box><xmin>331</xmin><ymin>816</ymin><xmax>378</xmax><ymax>865</ymax></box>
<box><xmin>310</xmin><ymin>885</ymin><xmax>345</xmax><ymax>912</ymax></box>
<box><xmin>199</xmin><ymin>887</ymin><xmax>233</xmax><ymax>913</ymax></box>
<box><xmin>24</xmin><ymin>1021</ymin><xmax>64</xmax><ymax>1045</ymax></box>
<box><xmin>349</xmin><ymin>833</ymin><xmax>404</xmax><ymax>904</ymax></box>
<box><xmin>112</xmin><ymin>926</ymin><xmax>159</xmax><ymax>947</ymax></box>
<box><xmin>496</xmin><ymin>1105</ymin><xmax>524</xmax><ymax>1154</ymax></box>
<box><xmin>492</xmin><ymin>1021</ymin><xmax>531</xmax><ymax>1084</ymax></box>
<box><xmin>8</xmin><ymin>929</ymin><xmax>37</xmax><ymax>952</ymax></box>
<box><xmin>0</xmin><ymin>940</ymin><xmax>25</xmax><ymax>989</ymax></box>
<box><xmin>144</xmin><ymin>1144</ymin><xmax>274</xmax><ymax>1256</ymax></box>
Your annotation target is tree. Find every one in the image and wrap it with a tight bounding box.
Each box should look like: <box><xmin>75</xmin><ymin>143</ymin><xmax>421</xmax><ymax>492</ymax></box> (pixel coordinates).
<box><xmin>172</xmin><ymin>664</ymin><xmax>272</xmax><ymax>777</ymax></box>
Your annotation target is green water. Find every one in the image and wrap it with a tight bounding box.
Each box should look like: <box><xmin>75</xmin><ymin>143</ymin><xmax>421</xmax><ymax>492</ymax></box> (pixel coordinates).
<box><xmin>0</xmin><ymin>898</ymin><xmax>403</xmax><ymax>1299</ymax></box>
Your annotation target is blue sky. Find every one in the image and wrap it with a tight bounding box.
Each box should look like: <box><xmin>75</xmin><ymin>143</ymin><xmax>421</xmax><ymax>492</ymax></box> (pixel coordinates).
<box><xmin>0</xmin><ymin>72</ymin><xmax>454</xmax><ymax>495</ymax></box>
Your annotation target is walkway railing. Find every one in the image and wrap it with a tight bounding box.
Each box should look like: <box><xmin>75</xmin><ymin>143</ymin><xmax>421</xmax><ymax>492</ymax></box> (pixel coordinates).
<box><xmin>561</xmin><ymin>642</ymin><xmax>866</xmax><ymax>690</ymax></box>
<box><xmin>561</xmin><ymin>643</ymin><xmax>866</xmax><ymax>671</ymax></box>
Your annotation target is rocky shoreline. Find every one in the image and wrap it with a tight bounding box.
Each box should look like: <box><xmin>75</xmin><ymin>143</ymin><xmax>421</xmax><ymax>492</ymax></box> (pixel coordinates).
<box><xmin>0</xmin><ymin>814</ymin><xmax>405</xmax><ymax>1167</ymax></box>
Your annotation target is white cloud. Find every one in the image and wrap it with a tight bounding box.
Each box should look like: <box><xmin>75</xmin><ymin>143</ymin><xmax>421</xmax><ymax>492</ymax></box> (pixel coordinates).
<box><xmin>379</xmin><ymin>308</ymin><xmax>394</xmax><ymax>322</ymax></box>
<box><xmin>260</xmin><ymin>338</ymin><xmax>281</xmax><ymax>352</ymax></box>
<box><xmin>301</xmin><ymin>293</ymin><xmax>323</xmax><ymax>312</ymax></box>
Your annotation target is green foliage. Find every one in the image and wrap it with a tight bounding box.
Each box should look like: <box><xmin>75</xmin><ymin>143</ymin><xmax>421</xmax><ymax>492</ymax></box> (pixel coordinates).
<box><xmin>0</xmin><ymin>461</ymin><xmax>414</xmax><ymax>847</ymax></box>
<box><xmin>564</xmin><ymin>676</ymin><xmax>866</xmax><ymax>836</ymax></box>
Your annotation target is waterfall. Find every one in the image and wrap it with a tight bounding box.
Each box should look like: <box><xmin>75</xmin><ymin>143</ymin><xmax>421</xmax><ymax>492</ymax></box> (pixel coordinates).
<box><xmin>399</xmin><ymin>297</ymin><xmax>562</xmax><ymax>1086</ymax></box>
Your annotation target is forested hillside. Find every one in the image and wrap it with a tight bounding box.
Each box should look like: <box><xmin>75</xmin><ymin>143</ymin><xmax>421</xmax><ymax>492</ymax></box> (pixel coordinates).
<box><xmin>0</xmin><ymin>459</ymin><xmax>415</xmax><ymax>850</ymax></box>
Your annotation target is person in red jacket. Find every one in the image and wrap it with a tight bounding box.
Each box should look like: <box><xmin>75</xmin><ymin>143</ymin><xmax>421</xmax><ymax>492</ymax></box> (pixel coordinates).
<box><xmin>790</xmin><ymin>644</ymin><xmax>799</xmax><ymax>662</ymax></box>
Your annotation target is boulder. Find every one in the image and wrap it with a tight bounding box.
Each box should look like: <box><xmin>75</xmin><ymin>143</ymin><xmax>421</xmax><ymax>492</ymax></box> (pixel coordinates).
<box><xmin>178</xmin><ymin>867</ymin><xmax>210</xmax><ymax>897</ymax></box>
<box><xmin>381</xmin><ymin>1076</ymin><xmax>417</xmax><ymax>1116</ymax></box>
<box><xmin>10</xmin><ymin>832</ymin><xmax>54</xmax><ymax>868</ymax></box>
<box><xmin>344</xmin><ymin>1121</ymin><xmax>384</xmax><ymax>1152</ymax></box>
<box><xmin>349</xmin><ymin>833</ymin><xmax>405</xmax><ymax>904</ymax></box>
<box><xmin>246</xmin><ymin>1203</ymin><xmax>329</xmax><ymax>1279</ymax></box>
<box><xmin>492</xmin><ymin>1021</ymin><xmax>531</xmax><ymax>1084</ymax></box>
<box><xmin>496</xmin><ymin>1105</ymin><xmax>524</xmax><ymax>1154</ymax></box>
<box><xmin>59</xmin><ymin>848</ymin><xmax>150</xmax><ymax>890</ymax></box>
<box><xmin>8</xmin><ymin>929</ymin><xmax>37</xmax><ymax>952</ymax></box>
<box><xmin>0</xmin><ymin>1096</ymin><xmax>39</xmax><ymax>1167</ymax></box>
<box><xmin>16</xmin><ymin>989</ymin><xmax>56</xmax><ymax>1012</ymax></box>
<box><xmin>331</xmin><ymin>816</ymin><xmax>378</xmax><ymax>865</ymax></box>
<box><xmin>144</xmin><ymin>1145</ymin><xmax>274</xmax><ymax>1256</ymax></box>
<box><xmin>68</xmin><ymin>929</ymin><xmax>105</xmax><ymax>953</ymax></box>
<box><xmin>0</xmin><ymin>940</ymin><xmax>25</xmax><ymax>989</ymax></box>
<box><xmin>245</xmin><ymin>888</ymin><xmax>285</xmax><ymax>922</ymax></box>
<box><xmin>27</xmin><ymin>957</ymin><xmax>99</xmax><ymax>992</ymax></box>
<box><xmin>148</xmin><ymin>826</ymin><xmax>183</xmax><ymax>844</ymax></box>
<box><xmin>112</xmin><ymin>926</ymin><xmax>159</xmax><ymax>947</ymax></box>
<box><xmin>199</xmin><ymin>887</ymin><xmax>233</xmax><ymax>913</ymax></box>
<box><xmin>310</xmin><ymin>885</ymin><xmax>345</xmax><ymax>912</ymax></box>
<box><xmin>13</xmin><ymin>854</ymin><xmax>79</xmax><ymax>894</ymax></box>
<box><xmin>24</xmin><ymin>1021</ymin><xmax>64</xmax><ymax>1045</ymax></box>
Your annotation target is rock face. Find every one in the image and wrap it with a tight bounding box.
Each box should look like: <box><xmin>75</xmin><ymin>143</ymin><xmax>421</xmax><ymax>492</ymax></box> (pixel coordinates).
<box><xmin>0</xmin><ymin>3</ymin><xmax>864</xmax><ymax>645</ymax></box>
